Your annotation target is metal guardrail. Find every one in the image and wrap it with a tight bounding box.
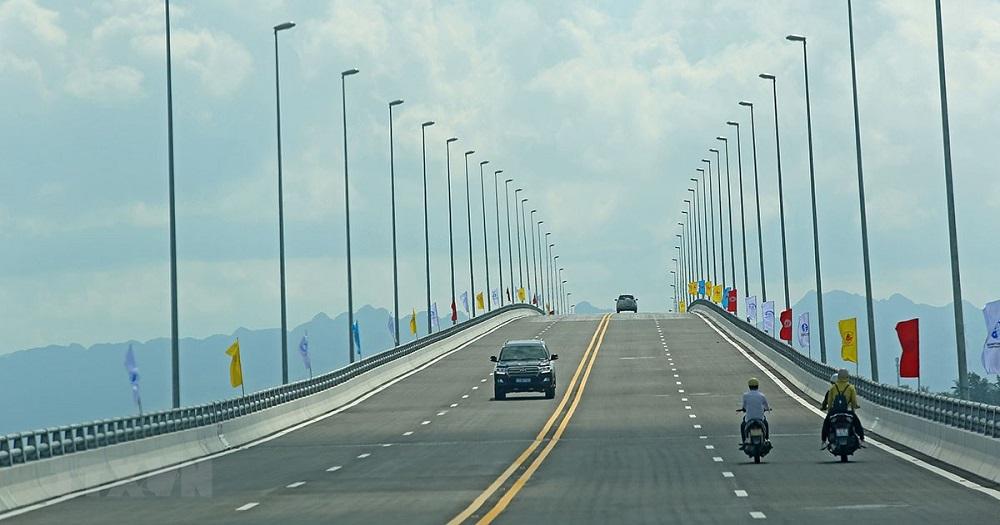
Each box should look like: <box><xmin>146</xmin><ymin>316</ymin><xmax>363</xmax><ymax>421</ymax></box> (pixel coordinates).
<box><xmin>690</xmin><ymin>299</ymin><xmax>999</xmax><ymax>439</ymax></box>
<box><xmin>0</xmin><ymin>304</ymin><xmax>543</xmax><ymax>468</ymax></box>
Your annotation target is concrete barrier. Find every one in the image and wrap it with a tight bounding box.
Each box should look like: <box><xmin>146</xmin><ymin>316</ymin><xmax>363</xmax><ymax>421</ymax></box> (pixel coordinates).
<box><xmin>693</xmin><ymin>303</ymin><xmax>1000</xmax><ymax>484</ymax></box>
<box><xmin>0</xmin><ymin>307</ymin><xmax>538</xmax><ymax>514</ymax></box>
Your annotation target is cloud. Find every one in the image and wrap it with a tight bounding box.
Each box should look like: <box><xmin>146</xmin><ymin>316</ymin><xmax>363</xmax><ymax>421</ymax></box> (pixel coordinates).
<box><xmin>0</xmin><ymin>0</ymin><xmax>67</xmax><ymax>47</ymax></box>
<box><xmin>64</xmin><ymin>62</ymin><xmax>144</xmax><ymax>101</ymax></box>
<box><xmin>132</xmin><ymin>28</ymin><xmax>253</xmax><ymax>98</ymax></box>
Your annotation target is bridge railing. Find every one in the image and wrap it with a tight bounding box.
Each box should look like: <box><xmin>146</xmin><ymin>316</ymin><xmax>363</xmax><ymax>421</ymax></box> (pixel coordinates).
<box><xmin>690</xmin><ymin>299</ymin><xmax>999</xmax><ymax>439</ymax></box>
<box><xmin>0</xmin><ymin>304</ymin><xmax>542</xmax><ymax>468</ymax></box>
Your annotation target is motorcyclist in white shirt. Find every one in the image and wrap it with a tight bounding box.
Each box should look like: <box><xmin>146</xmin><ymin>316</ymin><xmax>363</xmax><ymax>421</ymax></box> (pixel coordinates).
<box><xmin>739</xmin><ymin>378</ymin><xmax>771</xmax><ymax>447</ymax></box>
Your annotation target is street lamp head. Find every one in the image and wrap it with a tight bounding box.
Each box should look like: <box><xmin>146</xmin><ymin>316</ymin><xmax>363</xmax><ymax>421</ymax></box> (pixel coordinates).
<box><xmin>505</xmin><ymin>178</ymin><xmax>513</xmax><ymax>183</ymax></box>
<box><xmin>726</xmin><ymin>121</ymin><xmax>738</xmax><ymax>126</ymax></box>
<box><xmin>422</xmin><ymin>121</ymin><xmax>435</xmax><ymax>128</ymax></box>
<box><xmin>786</xmin><ymin>34</ymin><xmax>806</xmax><ymax>42</ymax></box>
<box><xmin>759</xmin><ymin>73</ymin><xmax>775</xmax><ymax>80</ymax></box>
<box><xmin>701</xmin><ymin>158</ymin><xmax>710</xmax><ymax>163</ymax></box>
<box><xmin>738</xmin><ymin>101</ymin><xmax>753</xmax><ymax>107</ymax></box>
<box><xmin>495</xmin><ymin>170</ymin><xmax>503</xmax><ymax>175</ymax></box>
<box><xmin>689</xmin><ymin>178</ymin><xmax>698</xmax><ymax>182</ymax></box>
<box><xmin>531</xmin><ymin>209</ymin><xmax>537</xmax><ymax>214</ymax></box>
<box><xmin>342</xmin><ymin>68</ymin><xmax>360</xmax><ymax>77</ymax></box>
<box><xmin>446</xmin><ymin>137</ymin><xmax>458</xmax><ymax>143</ymax></box>
<box><xmin>465</xmin><ymin>150</ymin><xmax>475</xmax><ymax>156</ymax></box>
<box><xmin>521</xmin><ymin>198</ymin><xmax>528</xmax><ymax>203</ymax></box>
<box><xmin>389</xmin><ymin>99</ymin><xmax>404</xmax><ymax>107</ymax></box>
<box><xmin>274</xmin><ymin>22</ymin><xmax>296</xmax><ymax>31</ymax></box>
<box><xmin>554</xmin><ymin>255</ymin><xmax>560</xmax><ymax>259</ymax></box>
<box><xmin>716</xmin><ymin>136</ymin><xmax>727</xmax><ymax>141</ymax></box>
<box><xmin>708</xmin><ymin>148</ymin><xmax>719</xmax><ymax>153</ymax></box>
<box><xmin>480</xmin><ymin>160</ymin><xmax>489</xmax><ymax>166</ymax></box>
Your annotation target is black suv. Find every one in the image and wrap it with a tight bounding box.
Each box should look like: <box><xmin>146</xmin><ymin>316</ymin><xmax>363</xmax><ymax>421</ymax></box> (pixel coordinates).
<box><xmin>616</xmin><ymin>294</ymin><xmax>637</xmax><ymax>313</ymax></box>
<box><xmin>491</xmin><ymin>340</ymin><xmax>558</xmax><ymax>400</ymax></box>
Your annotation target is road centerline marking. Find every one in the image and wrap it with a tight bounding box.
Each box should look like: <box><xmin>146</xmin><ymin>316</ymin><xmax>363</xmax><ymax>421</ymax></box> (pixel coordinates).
<box><xmin>448</xmin><ymin>314</ymin><xmax>612</xmax><ymax>525</ymax></box>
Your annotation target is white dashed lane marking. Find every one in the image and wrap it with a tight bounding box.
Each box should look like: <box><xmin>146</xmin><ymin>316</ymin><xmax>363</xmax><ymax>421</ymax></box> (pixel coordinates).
<box><xmin>326</xmin><ymin>466</ymin><xmax>342</xmax><ymax>472</ymax></box>
<box><xmin>723</xmin><ymin>471</ymin><xmax>734</xmax><ymax>478</ymax></box>
<box><xmin>462</xmin><ymin>395</ymin><xmax>469</xmax><ymax>399</ymax></box>
<box><xmin>693</xmin><ymin>424</ymin><xmax>702</xmax><ymax>429</ymax></box>
<box><xmin>403</xmin><ymin>431</ymin><xmax>414</xmax><ymax>436</ymax></box>
<box><xmin>735</xmin><ymin>490</ymin><xmax>749</xmax><ymax>498</ymax></box>
<box><xmin>713</xmin><ymin>457</ymin><xmax>724</xmax><ymax>462</ymax></box>
<box><xmin>286</xmin><ymin>482</ymin><xmax>306</xmax><ymax>489</ymax></box>
<box><xmin>236</xmin><ymin>503</ymin><xmax>259</xmax><ymax>512</ymax></box>
<box><xmin>357</xmin><ymin>453</ymin><xmax>371</xmax><ymax>459</ymax></box>
<box><xmin>450</xmin><ymin>403</ymin><xmax>458</xmax><ymax>408</ymax></box>
<box><xmin>705</xmin><ymin>445</ymin><xmax>715</xmax><ymax>450</ymax></box>
<box><xmin>750</xmin><ymin>511</ymin><xmax>767</xmax><ymax>519</ymax></box>
<box><xmin>437</xmin><ymin>411</ymin><xmax>448</xmax><ymax>416</ymax></box>
<box><xmin>421</xmin><ymin>420</ymin><xmax>431</xmax><ymax>425</ymax></box>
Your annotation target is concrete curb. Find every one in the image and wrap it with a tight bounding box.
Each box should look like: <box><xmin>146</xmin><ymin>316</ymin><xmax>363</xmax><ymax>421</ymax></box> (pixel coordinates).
<box><xmin>693</xmin><ymin>304</ymin><xmax>1000</xmax><ymax>484</ymax></box>
<box><xmin>0</xmin><ymin>308</ymin><xmax>537</xmax><ymax>514</ymax></box>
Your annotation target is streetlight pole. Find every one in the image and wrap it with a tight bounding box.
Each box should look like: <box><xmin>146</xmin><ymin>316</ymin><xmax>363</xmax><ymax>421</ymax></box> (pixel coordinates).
<box><xmin>479</xmin><ymin>160</ymin><xmax>491</xmax><ymax>311</ymax></box>
<box><xmin>933</xmin><ymin>0</ymin><xmax>968</xmax><ymax>398</ymax></box>
<box><xmin>726</xmin><ymin>121</ymin><xmax>750</xmax><ymax>301</ymax></box>
<box><xmin>421</xmin><ymin>121</ymin><xmax>435</xmax><ymax>334</ymax></box>
<box><xmin>739</xmin><ymin>101</ymin><xmax>767</xmax><ymax>303</ymax></box>
<box><xmin>164</xmin><ymin>0</ymin><xmax>181</xmax><ymax>407</ymax></box>
<box><xmin>514</xmin><ymin>190</ymin><xmax>524</xmax><ymax>299</ymax></box>
<box><xmin>273</xmin><ymin>21</ymin><xmax>296</xmax><ymax>382</ymax></box>
<box><xmin>710</xmin><ymin>149</ymin><xmax>727</xmax><ymax>287</ymax></box>
<box><xmin>847</xmin><ymin>0</ymin><xmax>878</xmax><ymax>381</ymax></box>
<box><xmin>388</xmin><ymin>100</ymin><xmax>404</xmax><ymax>343</ymax></box>
<box><xmin>545</xmin><ymin>233</ymin><xmax>552</xmax><ymax>311</ymax></box>
<box><xmin>494</xmin><ymin>170</ymin><xmax>504</xmax><ymax>305</ymax></box>
<box><xmin>760</xmin><ymin>74</ymin><xmax>791</xmax><ymax>313</ymax></box>
<box><xmin>341</xmin><ymin>67</ymin><xmax>360</xmax><ymax>362</ymax></box>
<box><xmin>504</xmin><ymin>178</ymin><xmax>514</xmax><ymax>303</ymax></box>
<box><xmin>701</xmin><ymin>159</ymin><xmax>717</xmax><ymax>285</ymax></box>
<box><xmin>445</xmin><ymin>138</ymin><xmax>458</xmax><ymax>325</ymax></box>
<box><xmin>530</xmin><ymin>210</ymin><xmax>539</xmax><ymax>305</ymax></box>
<box><xmin>787</xmin><ymin>34</ymin><xmax>828</xmax><ymax>363</ymax></box>
<box><xmin>553</xmin><ymin>255</ymin><xmax>561</xmax><ymax>313</ymax></box>
<box><xmin>521</xmin><ymin>198</ymin><xmax>530</xmax><ymax>298</ymax></box>
<box><xmin>687</xmin><ymin>186</ymin><xmax>700</xmax><ymax>279</ymax></box>
<box><xmin>464</xmin><ymin>150</ymin><xmax>476</xmax><ymax>317</ymax></box>
<box><xmin>716</xmin><ymin>138</ymin><xmax>736</xmax><ymax>292</ymax></box>
<box><xmin>536</xmin><ymin>220</ymin><xmax>545</xmax><ymax>308</ymax></box>
<box><xmin>681</xmin><ymin>210</ymin><xmax>691</xmax><ymax>299</ymax></box>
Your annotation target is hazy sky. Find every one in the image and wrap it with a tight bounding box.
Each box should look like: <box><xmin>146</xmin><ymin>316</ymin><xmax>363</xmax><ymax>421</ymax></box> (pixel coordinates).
<box><xmin>2</xmin><ymin>0</ymin><xmax>998</xmax><ymax>354</ymax></box>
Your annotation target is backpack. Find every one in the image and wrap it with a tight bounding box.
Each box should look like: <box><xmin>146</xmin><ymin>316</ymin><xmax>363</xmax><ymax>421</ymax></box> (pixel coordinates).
<box><xmin>831</xmin><ymin>384</ymin><xmax>850</xmax><ymax>413</ymax></box>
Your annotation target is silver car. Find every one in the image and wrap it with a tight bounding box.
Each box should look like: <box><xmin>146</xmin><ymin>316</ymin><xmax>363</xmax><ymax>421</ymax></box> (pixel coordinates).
<box><xmin>616</xmin><ymin>294</ymin><xmax>637</xmax><ymax>313</ymax></box>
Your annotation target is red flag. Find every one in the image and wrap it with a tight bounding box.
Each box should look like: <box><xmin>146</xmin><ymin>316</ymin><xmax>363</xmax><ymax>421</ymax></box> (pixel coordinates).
<box><xmin>896</xmin><ymin>318</ymin><xmax>919</xmax><ymax>378</ymax></box>
<box><xmin>727</xmin><ymin>289</ymin><xmax>738</xmax><ymax>313</ymax></box>
<box><xmin>450</xmin><ymin>300</ymin><xmax>458</xmax><ymax>322</ymax></box>
<box><xmin>779</xmin><ymin>308</ymin><xmax>793</xmax><ymax>342</ymax></box>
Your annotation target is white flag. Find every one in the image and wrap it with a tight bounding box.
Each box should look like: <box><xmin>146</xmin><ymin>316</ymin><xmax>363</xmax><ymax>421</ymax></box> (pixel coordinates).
<box><xmin>491</xmin><ymin>288</ymin><xmax>501</xmax><ymax>306</ymax></box>
<box><xmin>982</xmin><ymin>300</ymin><xmax>1000</xmax><ymax>374</ymax></box>
<box><xmin>460</xmin><ymin>291</ymin><xmax>470</xmax><ymax>313</ymax></box>
<box><xmin>762</xmin><ymin>301</ymin><xmax>775</xmax><ymax>335</ymax></box>
<box><xmin>430</xmin><ymin>302</ymin><xmax>440</xmax><ymax>331</ymax></box>
<box><xmin>798</xmin><ymin>312</ymin><xmax>811</xmax><ymax>349</ymax></box>
<box><xmin>746</xmin><ymin>296</ymin><xmax>758</xmax><ymax>325</ymax></box>
<box><xmin>124</xmin><ymin>345</ymin><xmax>142</xmax><ymax>412</ymax></box>
<box><xmin>298</xmin><ymin>333</ymin><xmax>312</xmax><ymax>374</ymax></box>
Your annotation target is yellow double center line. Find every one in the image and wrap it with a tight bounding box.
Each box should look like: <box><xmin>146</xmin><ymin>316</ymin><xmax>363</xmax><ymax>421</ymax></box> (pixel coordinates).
<box><xmin>448</xmin><ymin>313</ymin><xmax>613</xmax><ymax>525</ymax></box>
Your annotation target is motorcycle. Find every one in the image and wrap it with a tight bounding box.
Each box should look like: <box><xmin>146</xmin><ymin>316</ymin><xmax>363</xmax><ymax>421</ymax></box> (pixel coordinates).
<box><xmin>825</xmin><ymin>412</ymin><xmax>861</xmax><ymax>462</ymax></box>
<box><xmin>738</xmin><ymin>409</ymin><xmax>773</xmax><ymax>464</ymax></box>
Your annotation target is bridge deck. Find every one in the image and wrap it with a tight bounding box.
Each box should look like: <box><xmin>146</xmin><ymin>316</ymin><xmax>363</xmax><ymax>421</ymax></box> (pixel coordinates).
<box><xmin>6</xmin><ymin>313</ymin><xmax>997</xmax><ymax>524</ymax></box>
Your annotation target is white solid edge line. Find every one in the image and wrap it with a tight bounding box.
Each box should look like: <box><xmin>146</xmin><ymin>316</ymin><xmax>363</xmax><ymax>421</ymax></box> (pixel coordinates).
<box><xmin>236</xmin><ymin>502</ymin><xmax>260</xmax><ymax>512</ymax></box>
<box><xmin>694</xmin><ymin>311</ymin><xmax>1000</xmax><ymax>502</ymax></box>
<box><xmin>0</xmin><ymin>314</ymin><xmax>528</xmax><ymax>521</ymax></box>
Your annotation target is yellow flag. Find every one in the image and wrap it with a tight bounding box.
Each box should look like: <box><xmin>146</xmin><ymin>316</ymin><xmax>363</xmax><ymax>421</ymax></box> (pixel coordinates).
<box><xmin>839</xmin><ymin>318</ymin><xmax>858</xmax><ymax>363</ymax></box>
<box><xmin>476</xmin><ymin>292</ymin><xmax>485</xmax><ymax>310</ymax></box>
<box><xmin>517</xmin><ymin>287</ymin><xmax>526</xmax><ymax>301</ymax></box>
<box><xmin>688</xmin><ymin>281</ymin><xmax>697</xmax><ymax>295</ymax></box>
<box><xmin>712</xmin><ymin>285</ymin><xmax>723</xmax><ymax>303</ymax></box>
<box><xmin>679</xmin><ymin>301</ymin><xmax>687</xmax><ymax>313</ymax></box>
<box><xmin>226</xmin><ymin>339</ymin><xmax>243</xmax><ymax>388</ymax></box>
<box><xmin>706</xmin><ymin>280</ymin><xmax>714</xmax><ymax>296</ymax></box>
<box><xmin>409</xmin><ymin>309</ymin><xmax>417</xmax><ymax>335</ymax></box>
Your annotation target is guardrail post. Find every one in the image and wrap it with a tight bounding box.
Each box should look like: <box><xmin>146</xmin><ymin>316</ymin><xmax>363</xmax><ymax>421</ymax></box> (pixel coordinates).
<box><xmin>0</xmin><ymin>435</ymin><xmax>10</xmax><ymax>466</ymax></box>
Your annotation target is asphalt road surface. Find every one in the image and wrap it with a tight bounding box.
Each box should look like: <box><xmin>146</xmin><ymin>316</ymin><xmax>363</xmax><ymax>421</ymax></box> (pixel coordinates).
<box><xmin>6</xmin><ymin>312</ymin><xmax>998</xmax><ymax>524</ymax></box>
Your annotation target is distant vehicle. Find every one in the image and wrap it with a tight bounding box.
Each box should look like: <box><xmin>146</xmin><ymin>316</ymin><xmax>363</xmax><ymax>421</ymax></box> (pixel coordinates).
<box><xmin>615</xmin><ymin>294</ymin><xmax>637</xmax><ymax>313</ymax></box>
<box><xmin>491</xmin><ymin>340</ymin><xmax>558</xmax><ymax>400</ymax></box>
